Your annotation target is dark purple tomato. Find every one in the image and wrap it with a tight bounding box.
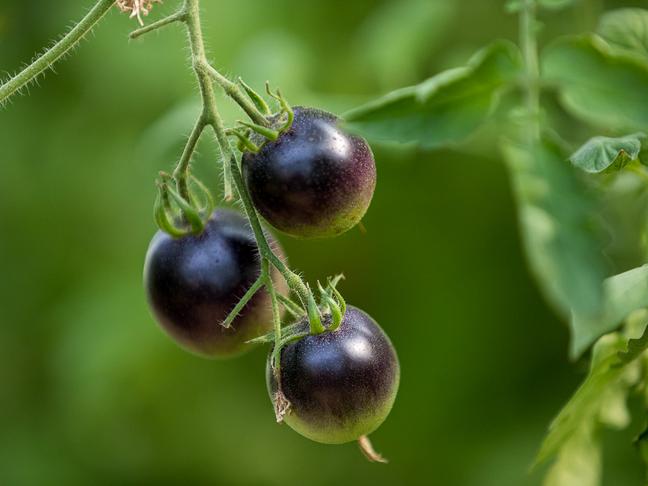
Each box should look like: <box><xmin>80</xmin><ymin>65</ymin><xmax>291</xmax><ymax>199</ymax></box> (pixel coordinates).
<box><xmin>267</xmin><ymin>306</ymin><xmax>399</xmax><ymax>444</ymax></box>
<box><xmin>143</xmin><ymin>209</ymin><xmax>286</xmax><ymax>358</ymax></box>
<box><xmin>242</xmin><ymin>106</ymin><xmax>376</xmax><ymax>239</ymax></box>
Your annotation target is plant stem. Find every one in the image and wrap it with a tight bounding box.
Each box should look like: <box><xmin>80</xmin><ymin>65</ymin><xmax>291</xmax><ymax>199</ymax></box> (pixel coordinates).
<box><xmin>0</xmin><ymin>0</ymin><xmax>114</xmax><ymax>105</ymax></box>
<box><xmin>181</xmin><ymin>0</ymin><xmax>310</xmax><ymax>306</ymax></box>
<box><xmin>221</xmin><ymin>272</ymin><xmax>266</xmax><ymax>328</ymax></box>
<box><xmin>182</xmin><ymin>0</ymin><xmax>235</xmax><ymax>200</ymax></box>
<box><xmin>173</xmin><ymin>116</ymin><xmax>206</xmax><ymax>200</ymax></box>
<box><xmin>229</xmin><ymin>156</ymin><xmax>310</xmax><ymax>305</ymax></box>
<box><xmin>520</xmin><ymin>0</ymin><xmax>541</xmax><ymax>143</ymax></box>
<box><xmin>129</xmin><ymin>10</ymin><xmax>187</xmax><ymax>39</ymax></box>
<box><xmin>205</xmin><ymin>65</ymin><xmax>270</xmax><ymax>127</ymax></box>
<box><xmin>277</xmin><ymin>294</ymin><xmax>305</xmax><ymax>319</ymax></box>
<box><xmin>264</xmin><ymin>259</ymin><xmax>283</xmax><ymax>362</ymax></box>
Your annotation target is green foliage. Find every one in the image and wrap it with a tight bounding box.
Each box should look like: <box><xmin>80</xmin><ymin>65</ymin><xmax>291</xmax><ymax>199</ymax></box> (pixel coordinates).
<box><xmin>344</xmin><ymin>41</ymin><xmax>522</xmax><ymax>148</ymax></box>
<box><xmin>542</xmin><ymin>35</ymin><xmax>648</xmax><ymax>132</ymax></box>
<box><xmin>597</xmin><ymin>8</ymin><xmax>648</xmax><ymax>60</ymax></box>
<box><xmin>4</xmin><ymin>0</ymin><xmax>648</xmax><ymax>484</ymax></box>
<box><xmin>569</xmin><ymin>133</ymin><xmax>646</xmax><ymax>174</ymax></box>
<box><xmin>501</xmin><ymin>141</ymin><xmax>605</xmax><ymax>324</ymax></box>
<box><xmin>571</xmin><ymin>265</ymin><xmax>648</xmax><ymax>358</ymax></box>
<box><xmin>537</xmin><ymin>316</ymin><xmax>648</xmax><ymax>485</ymax></box>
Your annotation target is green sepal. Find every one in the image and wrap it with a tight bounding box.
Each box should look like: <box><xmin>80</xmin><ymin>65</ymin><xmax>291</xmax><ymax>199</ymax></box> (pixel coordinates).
<box><xmin>238</xmin><ymin>77</ymin><xmax>271</xmax><ymax>115</ymax></box>
<box><xmin>165</xmin><ymin>184</ymin><xmax>204</xmax><ymax>234</ymax></box>
<box><xmin>154</xmin><ymin>184</ymin><xmax>187</xmax><ymax>238</ymax></box>
<box><xmin>226</xmin><ymin>128</ymin><xmax>260</xmax><ymax>153</ymax></box>
<box><xmin>265</xmin><ymin>82</ymin><xmax>294</xmax><ymax>133</ymax></box>
<box><xmin>238</xmin><ymin>120</ymin><xmax>280</xmax><ymax>141</ymax></box>
<box><xmin>189</xmin><ymin>175</ymin><xmax>215</xmax><ymax>216</ymax></box>
<box><xmin>306</xmin><ymin>284</ymin><xmax>325</xmax><ymax>334</ymax></box>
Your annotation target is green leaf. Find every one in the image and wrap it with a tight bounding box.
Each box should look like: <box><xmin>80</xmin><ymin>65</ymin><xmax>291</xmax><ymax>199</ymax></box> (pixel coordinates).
<box><xmin>537</xmin><ymin>319</ymin><xmax>646</xmax><ymax>477</ymax></box>
<box><xmin>569</xmin><ymin>133</ymin><xmax>646</xmax><ymax>173</ymax></box>
<box><xmin>571</xmin><ymin>265</ymin><xmax>648</xmax><ymax>358</ymax></box>
<box><xmin>542</xmin><ymin>35</ymin><xmax>648</xmax><ymax>132</ymax></box>
<box><xmin>344</xmin><ymin>41</ymin><xmax>522</xmax><ymax>148</ymax></box>
<box><xmin>597</xmin><ymin>8</ymin><xmax>648</xmax><ymax>60</ymax></box>
<box><xmin>501</xmin><ymin>141</ymin><xmax>606</xmax><ymax>324</ymax></box>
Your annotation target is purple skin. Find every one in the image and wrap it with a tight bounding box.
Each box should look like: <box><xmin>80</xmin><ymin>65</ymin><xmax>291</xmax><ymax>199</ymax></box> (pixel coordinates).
<box><xmin>242</xmin><ymin>106</ymin><xmax>376</xmax><ymax>239</ymax></box>
<box><xmin>267</xmin><ymin>306</ymin><xmax>399</xmax><ymax>444</ymax></box>
<box><xmin>143</xmin><ymin>209</ymin><xmax>287</xmax><ymax>358</ymax></box>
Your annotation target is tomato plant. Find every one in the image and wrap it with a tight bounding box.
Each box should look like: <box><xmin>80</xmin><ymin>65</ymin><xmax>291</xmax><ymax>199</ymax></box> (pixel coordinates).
<box><xmin>2</xmin><ymin>0</ymin><xmax>648</xmax><ymax>482</ymax></box>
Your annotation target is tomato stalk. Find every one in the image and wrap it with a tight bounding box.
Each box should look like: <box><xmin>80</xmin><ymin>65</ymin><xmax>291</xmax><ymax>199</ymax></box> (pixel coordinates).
<box><xmin>179</xmin><ymin>0</ymin><xmax>312</xmax><ymax>357</ymax></box>
<box><xmin>0</xmin><ymin>0</ymin><xmax>115</xmax><ymax>105</ymax></box>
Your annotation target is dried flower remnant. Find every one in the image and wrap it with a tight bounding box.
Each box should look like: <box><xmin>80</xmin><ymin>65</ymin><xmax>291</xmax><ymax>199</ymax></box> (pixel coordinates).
<box><xmin>116</xmin><ymin>0</ymin><xmax>162</xmax><ymax>25</ymax></box>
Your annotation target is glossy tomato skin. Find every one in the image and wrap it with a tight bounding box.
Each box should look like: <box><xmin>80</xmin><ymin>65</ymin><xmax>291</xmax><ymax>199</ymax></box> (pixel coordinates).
<box><xmin>242</xmin><ymin>107</ymin><xmax>376</xmax><ymax>239</ymax></box>
<box><xmin>267</xmin><ymin>306</ymin><xmax>399</xmax><ymax>444</ymax></box>
<box><xmin>144</xmin><ymin>209</ymin><xmax>286</xmax><ymax>358</ymax></box>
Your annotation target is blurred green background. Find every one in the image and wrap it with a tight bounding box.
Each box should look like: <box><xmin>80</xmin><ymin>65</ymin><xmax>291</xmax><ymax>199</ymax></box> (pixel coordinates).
<box><xmin>0</xmin><ymin>0</ymin><xmax>646</xmax><ymax>484</ymax></box>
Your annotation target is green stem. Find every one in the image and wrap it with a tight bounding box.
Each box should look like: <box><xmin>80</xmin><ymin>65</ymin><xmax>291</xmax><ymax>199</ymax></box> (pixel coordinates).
<box><xmin>129</xmin><ymin>10</ymin><xmax>187</xmax><ymax>39</ymax></box>
<box><xmin>180</xmin><ymin>0</ymin><xmax>310</xmax><ymax>312</ymax></box>
<box><xmin>221</xmin><ymin>272</ymin><xmax>266</xmax><ymax>328</ymax></box>
<box><xmin>173</xmin><ymin>116</ymin><xmax>206</xmax><ymax>200</ymax></box>
<box><xmin>183</xmin><ymin>0</ymin><xmax>235</xmax><ymax>200</ymax></box>
<box><xmin>228</xmin><ymin>155</ymin><xmax>310</xmax><ymax>305</ymax></box>
<box><xmin>520</xmin><ymin>0</ymin><xmax>541</xmax><ymax>143</ymax></box>
<box><xmin>0</xmin><ymin>0</ymin><xmax>114</xmax><ymax>105</ymax></box>
<box><xmin>277</xmin><ymin>294</ymin><xmax>305</xmax><ymax>319</ymax></box>
<box><xmin>264</xmin><ymin>259</ymin><xmax>283</xmax><ymax>366</ymax></box>
<box><xmin>205</xmin><ymin>65</ymin><xmax>270</xmax><ymax>127</ymax></box>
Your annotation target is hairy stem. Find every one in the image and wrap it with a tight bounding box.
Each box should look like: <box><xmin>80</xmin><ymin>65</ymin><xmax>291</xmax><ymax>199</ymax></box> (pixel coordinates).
<box><xmin>0</xmin><ymin>0</ymin><xmax>115</xmax><ymax>105</ymax></box>
<box><xmin>173</xmin><ymin>116</ymin><xmax>206</xmax><ymax>200</ymax></box>
<box><xmin>264</xmin><ymin>258</ymin><xmax>283</xmax><ymax>365</ymax></box>
<box><xmin>180</xmin><ymin>0</ymin><xmax>310</xmax><ymax>310</ymax></box>
<box><xmin>221</xmin><ymin>272</ymin><xmax>266</xmax><ymax>328</ymax></box>
<box><xmin>129</xmin><ymin>10</ymin><xmax>187</xmax><ymax>39</ymax></box>
<box><xmin>183</xmin><ymin>0</ymin><xmax>235</xmax><ymax>200</ymax></box>
<box><xmin>205</xmin><ymin>65</ymin><xmax>270</xmax><ymax>127</ymax></box>
<box><xmin>520</xmin><ymin>0</ymin><xmax>541</xmax><ymax>143</ymax></box>
<box><xmin>228</xmin><ymin>156</ymin><xmax>310</xmax><ymax>305</ymax></box>
<box><xmin>277</xmin><ymin>294</ymin><xmax>305</xmax><ymax>319</ymax></box>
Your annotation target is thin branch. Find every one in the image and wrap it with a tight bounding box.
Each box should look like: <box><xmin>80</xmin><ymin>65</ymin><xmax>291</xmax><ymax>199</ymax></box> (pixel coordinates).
<box><xmin>277</xmin><ymin>294</ymin><xmax>305</xmax><ymax>319</ymax></box>
<box><xmin>172</xmin><ymin>116</ymin><xmax>206</xmax><ymax>200</ymax></box>
<box><xmin>0</xmin><ymin>0</ymin><xmax>115</xmax><ymax>105</ymax></box>
<box><xmin>220</xmin><ymin>272</ymin><xmax>266</xmax><ymax>328</ymax></box>
<box><xmin>266</xmin><ymin>258</ymin><xmax>282</xmax><ymax>347</ymax></box>
<box><xmin>180</xmin><ymin>0</ymin><xmax>312</xmax><ymax>337</ymax></box>
<box><xmin>129</xmin><ymin>10</ymin><xmax>187</xmax><ymax>39</ymax></box>
<box><xmin>204</xmin><ymin>64</ymin><xmax>270</xmax><ymax>126</ymax></box>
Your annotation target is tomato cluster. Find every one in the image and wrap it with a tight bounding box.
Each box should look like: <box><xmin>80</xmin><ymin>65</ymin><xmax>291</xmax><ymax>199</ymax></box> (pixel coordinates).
<box><xmin>143</xmin><ymin>107</ymin><xmax>399</xmax><ymax>451</ymax></box>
